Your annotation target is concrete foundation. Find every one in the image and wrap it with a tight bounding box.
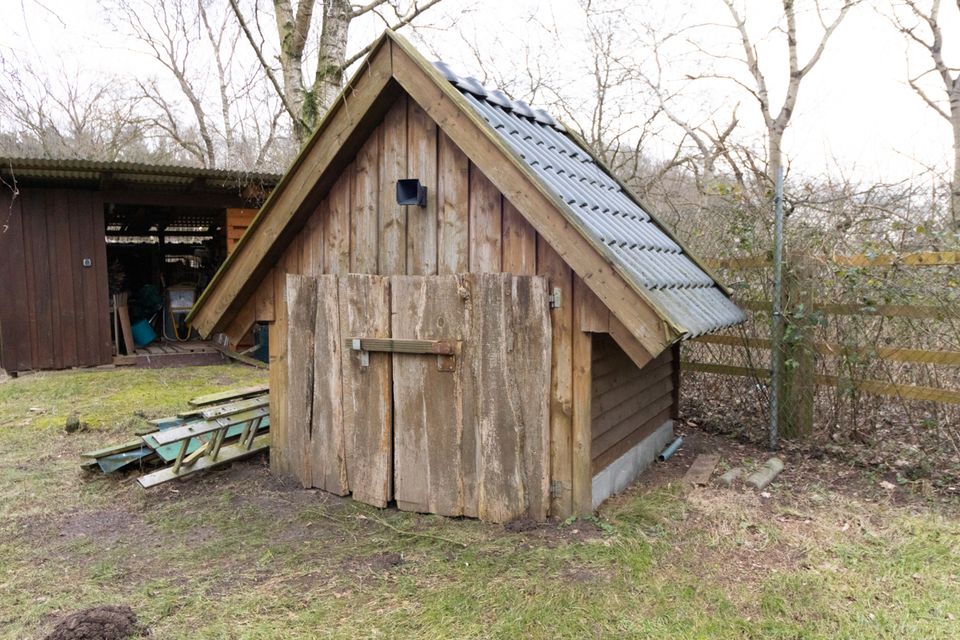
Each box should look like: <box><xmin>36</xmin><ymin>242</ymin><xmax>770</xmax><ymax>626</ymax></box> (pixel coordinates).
<box><xmin>592</xmin><ymin>419</ymin><xmax>673</xmax><ymax>509</ymax></box>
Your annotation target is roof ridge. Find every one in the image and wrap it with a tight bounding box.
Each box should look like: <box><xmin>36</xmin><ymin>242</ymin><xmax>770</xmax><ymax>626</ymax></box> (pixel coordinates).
<box><xmin>431</xmin><ymin>61</ymin><xmax>563</xmax><ymax>132</ymax></box>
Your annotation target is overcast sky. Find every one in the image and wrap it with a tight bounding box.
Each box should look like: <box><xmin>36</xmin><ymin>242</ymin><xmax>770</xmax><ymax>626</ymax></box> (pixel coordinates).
<box><xmin>4</xmin><ymin>0</ymin><xmax>957</xmax><ymax>183</ymax></box>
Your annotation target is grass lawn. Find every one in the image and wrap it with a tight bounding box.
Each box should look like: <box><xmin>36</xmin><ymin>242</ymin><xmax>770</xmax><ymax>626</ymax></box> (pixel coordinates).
<box><xmin>1</xmin><ymin>364</ymin><xmax>958</xmax><ymax>639</ymax></box>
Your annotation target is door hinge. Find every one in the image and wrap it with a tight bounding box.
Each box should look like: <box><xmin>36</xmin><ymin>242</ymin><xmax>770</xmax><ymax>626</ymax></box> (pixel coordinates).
<box><xmin>549</xmin><ymin>287</ymin><xmax>562</xmax><ymax>309</ymax></box>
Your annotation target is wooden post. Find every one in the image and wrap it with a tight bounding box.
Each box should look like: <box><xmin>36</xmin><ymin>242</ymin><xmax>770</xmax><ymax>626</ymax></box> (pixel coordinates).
<box><xmin>571</xmin><ymin>279</ymin><xmax>593</xmax><ymax>516</ymax></box>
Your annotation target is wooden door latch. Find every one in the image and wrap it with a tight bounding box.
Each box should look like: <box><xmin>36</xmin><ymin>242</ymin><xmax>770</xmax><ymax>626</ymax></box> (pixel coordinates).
<box><xmin>348</xmin><ymin>338</ymin><xmax>458</xmax><ymax>372</ymax></box>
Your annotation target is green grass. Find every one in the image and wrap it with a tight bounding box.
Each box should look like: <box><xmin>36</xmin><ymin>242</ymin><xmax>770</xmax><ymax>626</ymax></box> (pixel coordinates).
<box><xmin>1</xmin><ymin>365</ymin><xmax>958</xmax><ymax>638</ymax></box>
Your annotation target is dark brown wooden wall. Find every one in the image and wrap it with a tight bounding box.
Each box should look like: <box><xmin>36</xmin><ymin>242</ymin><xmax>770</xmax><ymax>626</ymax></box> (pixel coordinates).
<box><xmin>0</xmin><ymin>188</ymin><xmax>112</xmax><ymax>372</ymax></box>
<box><xmin>590</xmin><ymin>334</ymin><xmax>676</xmax><ymax>474</ymax></box>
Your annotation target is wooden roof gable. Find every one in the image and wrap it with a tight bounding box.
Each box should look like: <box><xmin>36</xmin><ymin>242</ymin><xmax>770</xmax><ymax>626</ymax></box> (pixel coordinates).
<box><xmin>188</xmin><ymin>30</ymin><xmax>736</xmax><ymax>357</ymax></box>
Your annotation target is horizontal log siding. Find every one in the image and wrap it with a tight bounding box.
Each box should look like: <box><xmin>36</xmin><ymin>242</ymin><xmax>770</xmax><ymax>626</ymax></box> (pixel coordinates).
<box><xmin>591</xmin><ymin>334</ymin><xmax>675</xmax><ymax>474</ymax></box>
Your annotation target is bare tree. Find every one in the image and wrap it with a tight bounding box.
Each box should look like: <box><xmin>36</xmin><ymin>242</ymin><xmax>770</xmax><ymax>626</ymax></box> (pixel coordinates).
<box><xmin>105</xmin><ymin>0</ymin><xmax>286</xmax><ymax>170</ymax></box>
<box><xmin>228</xmin><ymin>0</ymin><xmax>445</xmax><ymax>143</ymax></box>
<box><xmin>716</xmin><ymin>0</ymin><xmax>857</xmax><ymax>188</ymax></box>
<box><xmin>891</xmin><ymin>0</ymin><xmax>960</xmax><ymax>227</ymax></box>
<box><xmin>0</xmin><ymin>56</ymin><xmax>151</xmax><ymax>161</ymax></box>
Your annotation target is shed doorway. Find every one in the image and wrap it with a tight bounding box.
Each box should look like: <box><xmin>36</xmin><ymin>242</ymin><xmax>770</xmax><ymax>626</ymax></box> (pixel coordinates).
<box><xmin>285</xmin><ymin>273</ymin><xmax>551</xmax><ymax>523</ymax></box>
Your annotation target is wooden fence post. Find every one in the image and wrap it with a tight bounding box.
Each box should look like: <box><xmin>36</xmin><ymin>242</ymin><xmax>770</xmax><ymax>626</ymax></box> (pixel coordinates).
<box><xmin>779</xmin><ymin>255</ymin><xmax>815</xmax><ymax>437</ymax></box>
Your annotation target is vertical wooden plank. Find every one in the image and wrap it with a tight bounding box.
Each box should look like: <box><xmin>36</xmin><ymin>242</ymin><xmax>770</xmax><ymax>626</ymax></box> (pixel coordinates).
<box><xmin>0</xmin><ymin>189</ymin><xmax>30</xmax><ymax>371</ymax></box>
<box><xmin>67</xmin><ymin>191</ymin><xmax>92</xmax><ymax>366</ymax></box>
<box><xmin>324</xmin><ymin>169</ymin><xmax>351</xmax><ymax>274</ymax></box>
<box><xmin>339</xmin><ymin>274</ymin><xmax>392</xmax><ymax>507</ymax></box>
<box><xmin>269</xmin><ymin>240</ymin><xmax>298</xmax><ymax>477</ymax></box>
<box><xmin>572</xmin><ymin>277</ymin><xmax>594</xmax><ymax>516</ymax></box>
<box><xmin>79</xmin><ymin>192</ymin><xmax>103</xmax><ymax>365</ymax></box>
<box><xmin>286</xmin><ymin>274</ymin><xmax>318</xmax><ymax>487</ymax></box>
<box><xmin>501</xmin><ymin>199</ymin><xmax>536</xmax><ymax>275</ymax></box>
<box><xmin>508</xmin><ymin>275</ymin><xmax>552</xmax><ymax>521</ymax></box>
<box><xmin>391</xmin><ymin>275</ymin><xmax>466</xmax><ymax>516</ymax></box>
<box><xmin>468</xmin><ymin>165</ymin><xmax>502</xmax><ymax>273</ymax></box>
<box><xmin>300</xmin><ymin>200</ymin><xmax>325</xmax><ymax>276</ymax></box>
<box><xmin>21</xmin><ymin>192</ymin><xmax>41</xmax><ymax>368</ymax></box>
<box><xmin>255</xmin><ymin>272</ymin><xmax>276</xmax><ymax>323</ymax></box>
<box><xmin>379</xmin><ymin>97</ymin><xmax>407</xmax><ymax>275</ymax></box>
<box><xmin>40</xmin><ymin>191</ymin><xmax>63</xmax><ymax>368</ymax></box>
<box><xmin>311</xmin><ymin>275</ymin><xmax>349</xmax><ymax>494</ymax></box>
<box><xmin>575</xmin><ymin>275</ymin><xmax>610</xmax><ymax>333</ymax></box>
<box><xmin>90</xmin><ymin>192</ymin><xmax>112</xmax><ymax>364</ymax></box>
<box><xmin>268</xmin><ymin>320</ymin><xmax>288</xmax><ymax>476</ymax></box>
<box><xmin>351</xmin><ymin>127</ymin><xmax>380</xmax><ymax>273</ymax></box>
<box><xmin>51</xmin><ymin>190</ymin><xmax>78</xmax><ymax>368</ymax></box>
<box><xmin>27</xmin><ymin>190</ymin><xmax>55</xmax><ymax>369</ymax></box>
<box><xmin>406</xmin><ymin>102</ymin><xmax>438</xmax><ymax>275</ymax></box>
<box><xmin>537</xmin><ymin>237</ymin><xmax>574</xmax><ymax>518</ymax></box>
<box><xmin>472</xmin><ymin>273</ymin><xmax>551</xmax><ymax>522</ymax></box>
<box><xmin>437</xmin><ymin>131</ymin><xmax>469</xmax><ymax>274</ymax></box>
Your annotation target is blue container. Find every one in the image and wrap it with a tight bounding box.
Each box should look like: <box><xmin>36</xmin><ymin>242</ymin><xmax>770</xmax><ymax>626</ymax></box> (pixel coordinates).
<box><xmin>132</xmin><ymin>319</ymin><xmax>157</xmax><ymax>347</ymax></box>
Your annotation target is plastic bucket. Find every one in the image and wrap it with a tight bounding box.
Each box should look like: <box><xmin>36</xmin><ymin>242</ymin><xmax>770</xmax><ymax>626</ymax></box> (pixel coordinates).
<box><xmin>132</xmin><ymin>319</ymin><xmax>157</xmax><ymax>347</ymax></box>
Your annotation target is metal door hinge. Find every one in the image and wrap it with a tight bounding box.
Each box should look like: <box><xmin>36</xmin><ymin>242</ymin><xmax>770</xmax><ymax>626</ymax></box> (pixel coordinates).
<box><xmin>549</xmin><ymin>287</ymin><xmax>562</xmax><ymax>309</ymax></box>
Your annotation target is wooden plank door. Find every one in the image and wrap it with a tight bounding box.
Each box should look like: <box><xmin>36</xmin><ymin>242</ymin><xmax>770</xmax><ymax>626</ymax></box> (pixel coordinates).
<box><xmin>391</xmin><ymin>273</ymin><xmax>552</xmax><ymax>523</ymax></box>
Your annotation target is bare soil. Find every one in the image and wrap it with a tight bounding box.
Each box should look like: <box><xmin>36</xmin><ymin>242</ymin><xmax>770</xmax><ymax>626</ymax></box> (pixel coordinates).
<box><xmin>45</xmin><ymin>605</ymin><xmax>147</xmax><ymax>640</ymax></box>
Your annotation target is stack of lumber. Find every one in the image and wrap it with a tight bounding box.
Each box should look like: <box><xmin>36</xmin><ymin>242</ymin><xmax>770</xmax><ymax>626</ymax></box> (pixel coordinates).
<box><xmin>80</xmin><ymin>385</ymin><xmax>270</xmax><ymax>487</ymax></box>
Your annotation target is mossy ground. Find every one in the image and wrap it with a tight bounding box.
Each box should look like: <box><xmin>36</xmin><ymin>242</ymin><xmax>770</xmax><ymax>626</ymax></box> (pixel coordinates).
<box><xmin>1</xmin><ymin>365</ymin><xmax>957</xmax><ymax>638</ymax></box>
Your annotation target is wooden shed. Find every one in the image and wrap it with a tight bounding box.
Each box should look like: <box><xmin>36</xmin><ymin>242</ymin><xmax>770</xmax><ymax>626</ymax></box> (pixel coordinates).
<box><xmin>187</xmin><ymin>31</ymin><xmax>745</xmax><ymax>522</ymax></box>
<box><xmin>0</xmin><ymin>159</ymin><xmax>277</xmax><ymax>374</ymax></box>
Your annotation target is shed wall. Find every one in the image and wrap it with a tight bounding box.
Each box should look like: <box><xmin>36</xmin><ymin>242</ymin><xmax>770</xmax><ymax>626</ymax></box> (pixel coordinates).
<box><xmin>0</xmin><ymin>188</ymin><xmax>112</xmax><ymax>372</ymax></box>
<box><xmin>590</xmin><ymin>334</ymin><xmax>677</xmax><ymax>474</ymax></box>
<box><xmin>238</xmin><ymin>94</ymin><xmax>591</xmax><ymax>516</ymax></box>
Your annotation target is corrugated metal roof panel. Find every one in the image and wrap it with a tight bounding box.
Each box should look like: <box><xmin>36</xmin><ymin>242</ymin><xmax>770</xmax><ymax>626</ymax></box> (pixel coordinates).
<box><xmin>439</xmin><ymin>62</ymin><xmax>746</xmax><ymax>339</ymax></box>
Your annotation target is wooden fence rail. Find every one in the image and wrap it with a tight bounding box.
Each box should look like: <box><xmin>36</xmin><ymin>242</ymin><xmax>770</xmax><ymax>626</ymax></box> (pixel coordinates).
<box><xmin>693</xmin><ymin>334</ymin><xmax>960</xmax><ymax>366</ymax></box>
<box><xmin>684</xmin><ymin>250</ymin><xmax>960</xmax><ymax>425</ymax></box>
<box><xmin>681</xmin><ymin>361</ymin><xmax>960</xmax><ymax>405</ymax></box>
<box><xmin>705</xmin><ymin>250</ymin><xmax>960</xmax><ymax>270</ymax></box>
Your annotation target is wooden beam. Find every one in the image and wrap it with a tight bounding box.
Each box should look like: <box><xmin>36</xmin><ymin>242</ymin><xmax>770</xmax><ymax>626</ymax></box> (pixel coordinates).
<box><xmin>571</xmin><ymin>282</ymin><xmax>593</xmax><ymax>516</ymax></box>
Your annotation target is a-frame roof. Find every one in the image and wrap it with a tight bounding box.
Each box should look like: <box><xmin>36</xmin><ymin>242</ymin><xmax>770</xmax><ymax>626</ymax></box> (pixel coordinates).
<box><xmin>188</xmin><ymin>30</ymin><xmax>744</xmax><ymax>357</ymax></box>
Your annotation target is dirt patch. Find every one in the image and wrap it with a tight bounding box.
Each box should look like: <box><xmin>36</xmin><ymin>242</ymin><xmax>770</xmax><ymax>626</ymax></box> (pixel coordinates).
<box><xmin>366</xmin><ymin>552</ymin><xmax>404</xmax><ymax>571</ymax></box>
<box><xmin>504</xmin><ymin>518</ymin><xmax>605</xmax><ymax>545</ymax></box>
<box><xmin>45</xmin><ymin>605</ymin><xmax>147</xmax><ymax>640</ymax></box>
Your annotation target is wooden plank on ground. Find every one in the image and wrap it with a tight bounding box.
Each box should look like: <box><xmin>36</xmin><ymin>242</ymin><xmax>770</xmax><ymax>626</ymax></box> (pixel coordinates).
<box><xmin>310</xmin><ymin>275</ymin><xmax>349</xmax><ymax>494</ymax></box>
<box><xmin>391</xmin><ymin>275</ymin><xmax>466</xmax><ymax>516</ymax></box>
<box><xmin>189</xmin><ymin>384</ymin><xmax>270</xmax><ymax>407</ymax></box>
<box><xmin>339</xmin><ymin>274</ymin><xmax>393</xmax><ymax>507</ymax></box>
<box><xmin>286</xmin><ymin>274</ymin><xmax>319</xmax><ymax>486</ymax></box>
<box><xmin>437</xmin><ymin>131</ymin><xmax>469</xmax><ymax>275</ymax></box>
<box><xmin>684</xmin><ymin>454</ymin><xmax>720</xmax><ymax>486</ymax></box>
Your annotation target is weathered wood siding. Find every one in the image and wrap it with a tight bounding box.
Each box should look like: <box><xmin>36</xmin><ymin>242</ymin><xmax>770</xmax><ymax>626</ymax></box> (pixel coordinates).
<box><xmin>590</xmin><ymin>334</ymin><xmax>676</xmax><ymax>474</ymax></box>
<box><xmin>247</xmin><ymin>94</ymin><xmax>608</xmax><ymax>516</ymax></box>
<box><xmin>0</xmin><ymin>188</ymin><xmax>112</xmax><ymax>372</ymax></box>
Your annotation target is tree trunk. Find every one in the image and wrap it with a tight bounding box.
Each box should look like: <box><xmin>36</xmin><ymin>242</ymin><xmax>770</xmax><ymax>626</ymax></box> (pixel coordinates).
<box><xmin>311</xmin><ymin>0</ymin><xmax>351</xmax><ymax>132</ymax></box>
<box><xmin>274</xmin><ymin>0</ymin><xmax>310</xmax><ymax>142</ymax></box>
<box><xmin>767</xmin><ymin>127</ymin><xmax>784</xmax><ymax>194</ymax></box>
